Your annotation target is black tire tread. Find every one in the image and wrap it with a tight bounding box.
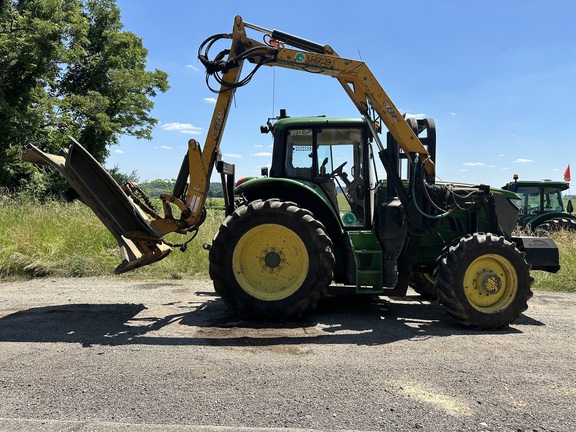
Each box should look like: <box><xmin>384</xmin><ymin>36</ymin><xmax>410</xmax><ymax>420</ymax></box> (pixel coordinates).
<box><xmin>535</xmin><ymin>217</ymin><xmax>576</xmax><ymax>233</ymax></box>
<box><xmin>408</xmin><ymin>272</ymin><xmax>437</xmax><ymax>300</ymax></box>
<box><xmin>434</xmin><ymin>233</ymin><xmax>533</xmax><ymax>330</ymax></box>
<box><xmin>209</xmin><ymin>199</ymin><xmax>334</xmax><ymax>321</ymax></box>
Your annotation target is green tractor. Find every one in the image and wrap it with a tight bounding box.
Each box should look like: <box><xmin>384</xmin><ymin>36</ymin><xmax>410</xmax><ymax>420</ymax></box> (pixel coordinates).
<box><xmin>502</xmin><ymin>176</ymin><xmax>576</xmax><ymax>233</ymax></box>
<box><xmin>209</xmin><ymin>112</ymin><xmax>560</xmax><ymax>329</ymax></box>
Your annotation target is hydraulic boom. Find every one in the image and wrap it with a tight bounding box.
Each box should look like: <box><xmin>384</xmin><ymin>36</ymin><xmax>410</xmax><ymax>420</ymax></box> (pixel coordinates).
<box><xmin>22</xmin><ymin>16</ymin><xmax>444</xmax><ymax>273</ymax></box>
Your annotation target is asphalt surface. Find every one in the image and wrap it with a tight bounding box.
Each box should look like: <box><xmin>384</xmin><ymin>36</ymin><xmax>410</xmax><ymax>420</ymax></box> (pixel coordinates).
<box><xmin>0</xmin><ymin>277</ymin><xmax>574</xmax><ymax>432</ymax></box>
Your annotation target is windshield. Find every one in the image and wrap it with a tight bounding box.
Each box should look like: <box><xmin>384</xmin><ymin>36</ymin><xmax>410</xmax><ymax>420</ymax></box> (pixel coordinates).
<box><xmin>516</xmin><ymin>186</ymin><xmax>565</xmax><ymax>214</ymax></box>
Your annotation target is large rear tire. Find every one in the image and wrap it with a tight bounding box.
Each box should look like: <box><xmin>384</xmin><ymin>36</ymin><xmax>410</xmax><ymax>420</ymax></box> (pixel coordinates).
<box><xmin>209</xmin><ymin>199</ymin><xmax>334</xmax><ymax>321</ymax></box>
<box><xmin>434</xmin><ymin>233</ymin><xmax>533</xmax><ymax>330</ymax></box>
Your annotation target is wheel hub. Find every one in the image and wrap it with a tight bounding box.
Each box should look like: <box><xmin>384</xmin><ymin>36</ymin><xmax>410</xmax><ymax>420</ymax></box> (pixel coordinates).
<box><xmin>479</xmin><ymin>271</ymin><xmax>502</xmax><ymax>295</ymax></box>
<box><xmin>262</xmin><ymin>248</ymin><xmax>283</xmax><ymax>271</ymax></box>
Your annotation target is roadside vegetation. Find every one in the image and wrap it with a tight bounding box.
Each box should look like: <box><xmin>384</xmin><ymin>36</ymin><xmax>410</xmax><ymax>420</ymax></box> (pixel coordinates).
<box><xmin>0</xmin><ymin>193</ymin><xmax>225</xmax><ymax>281</ymax></box>
<box><xmin>0</xmin><ymin>194</ymin><xmax>574</xmax><ymax>293</ymax></box>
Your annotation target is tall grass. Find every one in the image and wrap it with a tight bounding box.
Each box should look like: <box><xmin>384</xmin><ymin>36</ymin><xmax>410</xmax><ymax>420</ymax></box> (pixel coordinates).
<box><xmin>532</xmin><ymin>230</ymin><xmax>576</xmax><ymax>292</ymax></box>
<box><xmin>0</xmin><ymin>195</ymin><xmax>574</xmax><ymax>292</ymax></box>
<box><xmin>0</xmin><ymin>194</ymin><xmax>224</xmax><ymax>280</ymax></box>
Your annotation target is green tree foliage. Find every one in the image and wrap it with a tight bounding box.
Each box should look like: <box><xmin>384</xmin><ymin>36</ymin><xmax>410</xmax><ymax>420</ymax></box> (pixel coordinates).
<box><xmin>139</xmin><ymin>179</ymin><xmax>225</xmax><ymax>199</ymax></box>
<box><xmin>107</xmin><ymin>164</ymin><xmax>138</xmax><ymax>185</ymax></box>
<box><xmin>0</xmin><ymin>0</ymin><xmax>168</xmax><ymax>193</ymax></box>
<box><xmin>140</xmin><ymin>178</ymin><xmax>174</xmax><ymax>197</ymax></box>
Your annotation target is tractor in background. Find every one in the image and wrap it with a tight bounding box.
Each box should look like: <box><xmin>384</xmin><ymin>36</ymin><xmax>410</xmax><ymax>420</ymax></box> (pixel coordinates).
<box><xmin>502</xmin><ymin>176</ymin><xmax>575</xmax><ymax>232</ymax></box>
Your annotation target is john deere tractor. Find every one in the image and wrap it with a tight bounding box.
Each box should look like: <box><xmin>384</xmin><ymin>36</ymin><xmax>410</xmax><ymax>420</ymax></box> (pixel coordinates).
<box><xmin>502</xmin><ymin>176</ymin><xmax>576</xmax><ymax>233</ymax></box>
<box><xmin>209</xmin><ymin>112</ymin><xmax>559</xmax><ymax>329</ymax></box>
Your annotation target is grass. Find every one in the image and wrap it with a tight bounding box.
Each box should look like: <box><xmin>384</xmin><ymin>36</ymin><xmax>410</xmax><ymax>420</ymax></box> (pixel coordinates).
<box><xmin>531</xmin><ymin>230</ymin><xmax>576</xmax><ymax>293</ymax></box>
<box><xmin>0</xmin><ymin>194</ymin><xmax>224</xmax><ymax>280</ymax></box>
<box><xmin>0</xmin><ymin>195</ymin><xmax>574</xmax><ymax>292</ymax></box>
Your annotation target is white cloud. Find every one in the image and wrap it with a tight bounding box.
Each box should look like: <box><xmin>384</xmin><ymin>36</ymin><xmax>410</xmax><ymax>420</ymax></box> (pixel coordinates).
<box><xmin>404</xmin><ymin>112</ymin><xmax>426</xmax><ymax>119</ymax></box>
<box><xmin>450</xmin><ymin>112</ymin><xmax>456</xmax><ymax>116</ymax></box>
<box><xmin>254</xmin><ymin>144</ymin><xmax>263</xmax><ymax>148</ymax></box>
<box><xmin>203</xmin><ymin>97</ymin><xmax>217</xmax><ymax>104</ymax></box>
<box><xmin>154</xmin><ymin>145</ymin><xmax>173</xmax><ymax>150</ymax></box>
<box><xmin>498</xmin><ymin>154</ymin><xmax>505</xmax><ymax>157</ymax></box>
<box><xmin>253</xmin><ymin>152</ymin><xmax>272</xmax><ymax>157</ymax></box>
<box><xmin>114</xmin><ymin>149</ymin><xmax>125</xmax><ymax>154</ymax></box>
<box><xmin>463</xmin><ymin>162</ymin><xmax>485</xmax><ymax>166</ymax></box>
<box><xmin>186</xmin><ymin>64</ymin><xmax>200</xmax><ymax>71</ymax></box>
<box><xmin>224</xmin><ymin>153</ymin><xmax>242</xmax><ymax>158</ymax></box>
<box><xmin>161</xmin><ymin>122</ymin><xmax>203</xmax><ymax>135</ymax></box>
<box><xmin>513</xmin><ymin>158</ymin><xmax>533</xmax><ymax>163</ymax></box>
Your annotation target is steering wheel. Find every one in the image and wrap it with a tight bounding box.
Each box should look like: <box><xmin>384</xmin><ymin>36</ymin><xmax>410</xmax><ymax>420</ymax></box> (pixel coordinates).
<box><xmin>331</xmin><ymin>161</ymin><xmax>351</xmax><ymax>187</ymax></box>
<box><xmin>331</xmin><ymin>161</ymin><xmax>347</xmax><ymax>177</ymax></box>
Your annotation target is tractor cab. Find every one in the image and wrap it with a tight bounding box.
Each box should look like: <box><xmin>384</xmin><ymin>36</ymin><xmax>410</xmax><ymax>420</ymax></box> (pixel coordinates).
<box><xmin>502</xmin><ymin>176</ymin><xmax>575</xmax><ymax>231</ymax></box>
<box><xmin>503</xmin><ymin>178</ymin><xmax>569</xmax><ymax>214</ymax></box>
<box><xmin>268</xmin><ymin>115</ymin><xmax>377</xmax><ymax>229</ymax></box>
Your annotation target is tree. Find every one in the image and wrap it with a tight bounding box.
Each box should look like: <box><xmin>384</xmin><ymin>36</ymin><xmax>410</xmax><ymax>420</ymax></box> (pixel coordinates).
<box><xmin>107</xmin><ymin>164</ymin><xmax>139</xmax><ymax>185</ymax></box>
<box><xmin>0</xmin><ymin>0</ymin><xmax>168</xmax><ymax>193</ymax></box>
<box><xmin>59</xmin><ymin>0</ymin><xmax>169</xmax><ymax>162</ymax></box>
<box><xmin>0</xmin><ymin>0</ymin><xmax>83</xmax><ymax>193</ymax></box>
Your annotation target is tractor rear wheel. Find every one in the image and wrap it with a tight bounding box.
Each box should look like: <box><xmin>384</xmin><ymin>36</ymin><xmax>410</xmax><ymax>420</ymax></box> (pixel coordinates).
<box><xmin>209</xmin><ymin>199</ymin><xmax>334</xmax><ymax>321</ymax></box>
<box><xmin>434</xmin><ymin>233</ymin><xmax>533</xmax><ymax>330</ymax></box>
<box><xmin>535</xmin><ymin>217</ymin><xmax>576</xmax><ymax>233</ymax></box>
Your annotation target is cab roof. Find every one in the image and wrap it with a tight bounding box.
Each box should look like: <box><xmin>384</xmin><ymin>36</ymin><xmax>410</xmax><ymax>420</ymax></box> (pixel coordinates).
<box><xmin>502</xmin><ymin>180</ymin><xmax>569</xmax><ymax>191</ymax></box>
<box><xmin>273</xmin><ymin>116</ymin><xmax>367</xmax><ymax>131</ymax></box>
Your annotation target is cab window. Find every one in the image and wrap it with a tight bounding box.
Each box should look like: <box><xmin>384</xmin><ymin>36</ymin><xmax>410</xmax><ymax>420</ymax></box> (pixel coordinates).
<box><xmin>285</xmin><ymin>126</ymin><xmax>367</xmax><ymax>227</ymax></box>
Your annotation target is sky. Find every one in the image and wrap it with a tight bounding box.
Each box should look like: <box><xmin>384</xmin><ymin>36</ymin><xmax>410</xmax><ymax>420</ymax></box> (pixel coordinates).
<box><xmin>107</xmin><ymin>0</ymin><xmax>576</xmax><ymax>190</ymax></box>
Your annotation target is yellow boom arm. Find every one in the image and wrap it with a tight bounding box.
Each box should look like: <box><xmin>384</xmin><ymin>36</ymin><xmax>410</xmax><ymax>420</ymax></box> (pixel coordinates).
<box><xmin>186</xmin><ymin>16</ymin><xmax>434</xmax><ymax>229</ymax></box>
<box><xmin>21</xmin><ymin>16</ymin><xmax>436</xmax><ymax>273</ymax></box>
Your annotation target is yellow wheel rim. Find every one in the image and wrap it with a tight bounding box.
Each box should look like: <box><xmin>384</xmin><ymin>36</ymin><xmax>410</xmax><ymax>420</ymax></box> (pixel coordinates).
<box><xmin>463</xmin><ymin>254</ymin><xmax>518</xmax><ymax>312</ymax></box>
<box><xmin>232</xmin><ymin>224</ymin><xmax>309</xmax><ymax>301</ymax></box>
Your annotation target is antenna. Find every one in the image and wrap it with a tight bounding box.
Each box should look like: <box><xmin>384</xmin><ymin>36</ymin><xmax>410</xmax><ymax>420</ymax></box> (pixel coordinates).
<box><xmin>272</xmin><ymin>67</ymin><xmax>276</xmax><ymax>117</ymax></box>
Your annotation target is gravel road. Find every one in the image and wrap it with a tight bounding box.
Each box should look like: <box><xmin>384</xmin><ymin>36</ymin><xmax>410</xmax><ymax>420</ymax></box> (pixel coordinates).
<box><xmin>0</xmin><ymin>277</ymin><xmax>574</xmax><ymax>432</ymax></box>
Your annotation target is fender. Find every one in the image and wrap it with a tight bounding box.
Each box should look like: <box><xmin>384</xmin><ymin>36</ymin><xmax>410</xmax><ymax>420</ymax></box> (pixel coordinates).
<box><xmin>235</xmin><ymin>177</ymin><xmax>344</xmax><ymax>239</ymax></box>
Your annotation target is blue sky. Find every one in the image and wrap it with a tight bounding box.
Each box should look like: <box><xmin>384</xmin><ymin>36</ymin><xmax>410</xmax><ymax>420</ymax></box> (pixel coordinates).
<box><xmin>107</xmin><ymin>0</ymin><xmax>575</xmax><ymax>189</ymax></box>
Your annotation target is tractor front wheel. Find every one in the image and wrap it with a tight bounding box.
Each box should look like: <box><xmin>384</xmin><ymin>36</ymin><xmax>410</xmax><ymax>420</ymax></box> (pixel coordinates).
<box><xmin>434</xmin><ymin>233</ymin><xmax>533</xmax><ymax>330</ymax></box>
<box><xmin>209</xmin><ymin>199</ymin><xmax>334</xmax><ymax>321</ymax></box>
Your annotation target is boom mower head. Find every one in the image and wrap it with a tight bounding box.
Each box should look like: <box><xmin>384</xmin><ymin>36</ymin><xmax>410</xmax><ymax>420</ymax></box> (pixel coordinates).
<box><xmin>21</xmin><ymin>141</ymin><xmax>172</xmax><ymax>273</ymax></box>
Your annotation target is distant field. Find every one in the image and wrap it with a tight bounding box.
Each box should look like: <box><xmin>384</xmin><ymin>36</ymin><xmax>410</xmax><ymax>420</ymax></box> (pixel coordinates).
<box><xmin>0</xmin><ymin>196</ymin><xmax>573</xmax><ymax>292</ymax></box>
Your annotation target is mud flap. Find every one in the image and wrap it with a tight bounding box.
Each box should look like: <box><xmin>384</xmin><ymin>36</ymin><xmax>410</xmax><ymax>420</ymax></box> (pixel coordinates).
<box><xmin>21</xmin><ymin>139</ymin><xmax>171</xmax><ymax>274</ymax></box>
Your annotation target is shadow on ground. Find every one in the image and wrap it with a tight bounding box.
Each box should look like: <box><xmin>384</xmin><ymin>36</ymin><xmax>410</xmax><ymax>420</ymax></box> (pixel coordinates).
<box><xmin>0</xmin><ymin>287</ymin><xmax>543</xmax><ymax>348</ymax></box>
